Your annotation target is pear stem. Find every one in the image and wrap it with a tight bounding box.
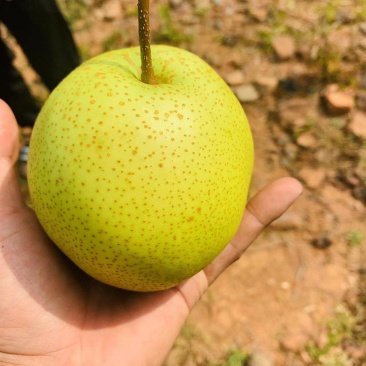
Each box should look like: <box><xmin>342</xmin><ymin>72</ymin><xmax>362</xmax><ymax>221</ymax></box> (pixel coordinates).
<box><xmin>138</xmin><ymin>0</ymin><xmax>156</xmax><ymax>85</ymax></box>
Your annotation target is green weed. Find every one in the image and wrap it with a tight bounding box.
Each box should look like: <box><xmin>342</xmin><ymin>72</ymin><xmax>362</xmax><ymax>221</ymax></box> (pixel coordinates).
<box><xmin>102</xmin><ymin>31</ymin><xmax>124</xmax><ymax>52</ymax></box>
<box><xmin>77</xmin><ymin>43</ymin><xmax>93</xmax><ymax>61</ymax></box>
<box><xmin>345</xmin><ymin>231</ymin><xmax>364</xmax><ymax>247</ymax></box>
<box><xmin>180</xmin><ymin>324</ymin><xmax>196</xmax><ymax>341</ymax></box>
<box><xmin>126</xmin><ymin>7</ymin><xmax>138</xmax><ymax>17</ymax></box>
<box><xmin>306</xmin><ymin>304</ymin><xmax>358</xmax><ymax>365</ymax></box>
<box><xmin>57</xmin><ymin>0</ymin><xmax>89</xmax><ymax>27</ymax></box>
<box><xmin>154</xmin><ymin>5</ymin><xmax>191</xmax><ymax>45</ymax></box>
<box><xmin>224</xmin><ymin>350</ymin><xmax>249</xmax><ymax>366</ymax></box>
<box><xmin>207</xmin><ymin>349</ymin><xmax>249</xmax><ymax>366</ymax></box>
<box><xmin>194</xmin><ymin>7</ymin><xmax>209</xmax><ymax>19</ymax></box>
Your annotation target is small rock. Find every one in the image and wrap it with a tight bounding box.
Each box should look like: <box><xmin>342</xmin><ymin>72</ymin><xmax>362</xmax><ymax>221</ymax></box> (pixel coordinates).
<box><xmin>249</xmin><ymin>7</ymin><xmax>268</xmax><ymax>22</ymax></box>
<box><xmin>272</xmin><ymin>35</ymin><xmax>296</xmax><ymax>60</ymax></box>
<box><xmin>297</xmin><ymin>41</ymin><xmax>313</xmax><ymax>59</ymax></box>
<box><xmin>353</xmin><ymin>186</ymin><xmax>366</xmax><ymax>202</ymax></box>
<box><xmin>340</xmin><ymin>169</ymin><xmax>360</xmax><ymax>187</ymax></box>
<box><xmin>224</xmin><ymin>70</ymin><xmax>245</xmax><ymax>86</ymax></box>
<box><xmin>248</xmin><ymin>350</ymin><xmax>274</xmax><ymax>366</ymax></box>
<box><xmin>280</xmin><ymin>333</ymin><xmax>310</xmax><ymax>352</ymax></box>
<box><xmin>271</xmin><ymin>124</ymin><xmax>291</xmax><ymax>146</ymax></box>
<box><xmin>322</xmin><ymin>84</ymin><xmax>355</xmax><ymax>115</ymax></box>
<box><xmin>234</xmin><ymin>84</ymin><xmax>260</xmax><ymax>102</ymax></box>
<box><xmin>213</xmin><ymin>19</ymin><xmax>223</xmax><ymax>30</ymax></box>
<box><xmin>203</xmin><ymin>53</ymin><xmax>222</xmax><ymax>67</ymax></box>
<box><xmin>336</xmin><ymin>9</ymin><xmax>355</xmax><ymax>24</ymax></box>
<box><xmin>299</xmin><ymin>167</ymin><xmax>325</xmax><ymax>188</ymax></box>
<box><xmin>355</xmin><ymin>158</ymin><xmax>366</xmax><ymax>180</ymax></box>
<box><xmin>311</xmin><ymin>236</ymin><xmax>332</xmax><ymax>249</ymax></box>
<box><xmin>226</xmin><ymin>51</ymin><xmax>244</xmax><ymax>68</ymax></box>
<box><xmin>277</xmin><ymin>98</ymin><xmax>311</xmax><ymax>130</ymax></box>
<box><xmin>359</xmin><ymin>22</ymin><xmax>366</xmax><ymax>35</ymax></box>
<box><xmin>224</xmin><ymin>6</ymin><xmax>236</xmax><ymax>17</ymax></box>
<box><xmin>281</xmin><ymin>281</ymin><xmax>291</xmax><ymax>290</ymax></box>
<box><xmin>195</xmin><ymin>0</ymin><xmax>210</xmax><ymax>9</ymax></box>
<box><xmin>276</xmin><ymin>64</ymin><xmax>319</xmax><ymax>96</ymax></box>
<box><xmin>254</xmin><ymin>75</ymin><xmax>278</xmax><ymax>95</ymax></box>
<box><xmin>102</xmin><ymin>0</ymin><xmax>122</xmax><ymax>20</ymax></box>
<box><xmin>348</xmin><ymin>111</ymin><xmax>366</xmax><ymax>139</ymax></box>
<box><xmin>296</xmin><ymin>132</ymin><xmax>318</xmax><ymax>149</ymax></box>
<box><xmin>280</xmin><ymin>313</ymin><xmax>315</xmax><ymax>352</ymax></box>
<box><xmin>221</xmin><ymin>35</ymin><xmax>240</xmax><ymax>47</ymax></box>
<box><xmin>345</xmin><ymin>345</ymin><xmax>365</xmax><ymax>360</ymax></box>
<box><xmin>327</xmin><ymin>26</ymin><xmax>353</xmax><ymax>53</ymax></box>
<box><xmin>358</xmin><ymin>38</ymin><xmax>366</xmax><ymax>50</ymax></box>
<box><xmin>356</xmin><ymin>91</ymin><xmax>366</xmax><ymax>111</ymax></box>
<box><xmin>272</xmin><ymin>212</ymin><xmax>303</xmax><ymax>230</ymax></box>
<box><xmin>317</xmin><ymin>263</ymin><xmax>349</xmax><ymax>298</ymax></box>
<box><xmin>169</xmin><ymin>0</ymin><xmax>183</xmax><ymax>8</ymax></box>
<box><xmin>283</xmin><ymin>142</ymin><xmax>298</xmax><ymax>161</ymax></box>
<box><xmin>93</xmin><ymin>7</ymin><xmax>104</xmax><ymax>20</ymax></box>
<box><xmin>300</xmin><ymin>350</ymin><xmax>313</xmax><ymax>364</ymax></box>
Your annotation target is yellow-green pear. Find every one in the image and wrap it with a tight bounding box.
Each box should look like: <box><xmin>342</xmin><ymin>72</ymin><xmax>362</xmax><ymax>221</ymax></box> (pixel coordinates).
<box><xmin>28</xmin><ymin>45</ymin><xmax>254</xmax><ymax>291</ymax></box>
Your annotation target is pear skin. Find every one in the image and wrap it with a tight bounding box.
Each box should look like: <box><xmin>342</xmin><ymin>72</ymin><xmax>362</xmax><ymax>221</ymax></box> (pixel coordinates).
<box><xmin>28</xmin><ymin>45</ymin><xmax>254</xmax><ymax>291</ymax></box>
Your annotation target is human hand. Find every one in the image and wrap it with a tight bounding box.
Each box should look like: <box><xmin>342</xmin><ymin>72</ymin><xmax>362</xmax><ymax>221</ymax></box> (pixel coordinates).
<box><xmin>0</xmin><ymin>99</ymin><xmax>302</xmax><ymax>366</ymax></box>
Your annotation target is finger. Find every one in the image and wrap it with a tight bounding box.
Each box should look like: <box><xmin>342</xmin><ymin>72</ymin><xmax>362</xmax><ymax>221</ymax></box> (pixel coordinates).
<box><xmin>0</xmin><ymin>99</ymin><xmax>19</xmax><ymax>164</ymax></box>
<box><xmin>0</xmin><ymin>99</ymin><xmax>24</xmax><ymax>215</ymax></box>
<box><xmin>204</xmin><ymin>177</ymin><xmax>303</xmax><ymax>284</ymax></box>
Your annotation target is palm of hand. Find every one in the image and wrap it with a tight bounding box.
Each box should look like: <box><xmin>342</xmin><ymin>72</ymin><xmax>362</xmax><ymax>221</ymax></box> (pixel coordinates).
<box><xmin>0</xmin><ymin>168</ymin><xmax>194</xmax><ymax>366</ymax></box>
<box><xmin>0</xmin><ymin>100</ymin><xmax>302</xmax><ymax>366</ymax></box>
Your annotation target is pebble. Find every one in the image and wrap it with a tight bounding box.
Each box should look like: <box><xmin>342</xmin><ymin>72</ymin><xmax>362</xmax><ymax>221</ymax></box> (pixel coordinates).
<box><xmin>298</xmin><ymin>167</ymin><xmax>326</xmax><ymax>188</ymax></box>
<box><xmin>277</xmin><ymin>64</ymin><xmax>319</xmax><ymax>95</ymax></box>
<box><xmin>224</xmin><ymin>70</ymin><xmax>245</xmax><ymax>86</ymax></box>
<box><xmin>358</xmin><ymin>38</ymin><xmax>366</xmax><ymax>50</ymax></box>
<box><xmin>359</xmin><ymin>22</ymin><xmax>366</xmax><ymax>35</ymax></box>
<box><xmin>249</xmin><ymin>7</ymin><xmax>268</xmax><ymax>22</ymax></box>
<box><xmin>283</xmin><ymin>142</ymin><xmax>298</xmax><ymax>161</ymax></box>
<box><xmin>278</xmin><ymin>98</ymin><xmax>311</xmax><ymax>130</ymax></box>
<box><xmin>169</xmin><ymin>0</ymin><xmax>183</xmax><ymax>8</ymax></box>
<box><xmin>353</xmin><ymin>186</ymin><xmax>366</xmax><ymax>202</ymax></box>
<box><xmin>197</xmin><ymin>0</ymin><xmax>211</xmax><ymax>9</ymax></box>
<box><xmin>102</xmin><ymin>0</ymin><xmax>122</xmax><ymax>20</ymax></box>
<box><xmin>311</xmin><ymin>236</ymin><xmax>332</xmax><ymax>249</ymax></box>
<box><xmin>272</xmin><ymin>35</ymin><xmax>296</xmax><ymax>60</ymax></box>
<box><xmin>248</xmin><ymin>350</ymin><xmax>274</xmax><ymax>366</ymax></box>
<box><xmin>254</xmin><ymin>75</ymin><xmax>278</xmax><ymax>94</ymax></box>
<box><xmin>279</xmin><ymin>313</ymin><xmax>315</xmax><ymax>352</ymax></box>
<box><xmin>221</xmin><ymin>35</ymin><xmax>240</xmax><ymax>47</ymax></box>
<box><xmin>322</xmin><ymin>84</ymin><xmax>354</xmax><ymax>115</ymax></box>
<box><xmin>296</xmin><ymin>132</ymin><xmax>318</xmax><ymax>149</ymax></box>
<box><xmin>359</xmin><ymin>72</ymin><xmax>366</xmax><ymax>89</ymax></box>
<box><xmin>355</xmin><ymin>159</ymin><xmax>366</xmax><ymax>179</ymax></box>
<box><xmin>356</xmin><ymin>91</ymin><xmax>366</xmax><ymax>112</ymax></box>
<box><xmin>226</xmin><ymin>51</ymin><xmax>245</xmax><ymax>68</ymax></box>
<box><xmin>234</xmin><ymin>84</ymin><xmax>260</xmax><ymax>102</ymax></box>
<box><xmin>327</xmin><ymin>26</ymin><xmax>352</xmax><ymax>53</ymax></box>
<box><xmin>348</xmin><ymin>111</ymin><xmax>366</xmax><ymax>139</ymax></box>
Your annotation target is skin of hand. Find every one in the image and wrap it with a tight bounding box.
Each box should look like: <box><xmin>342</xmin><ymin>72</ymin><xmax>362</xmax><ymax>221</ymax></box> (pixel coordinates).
<box><xmin>0</xmin><ymin>99</ymin><xmax>303</xmax><ymax>366</ymax></box>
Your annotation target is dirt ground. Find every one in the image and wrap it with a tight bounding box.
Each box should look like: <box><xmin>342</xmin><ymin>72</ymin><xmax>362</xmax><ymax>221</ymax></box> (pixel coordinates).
<box><xmin>3</xmin><ymin>0</ymin><xmax>366</xmax><ymax>365</ymax></box>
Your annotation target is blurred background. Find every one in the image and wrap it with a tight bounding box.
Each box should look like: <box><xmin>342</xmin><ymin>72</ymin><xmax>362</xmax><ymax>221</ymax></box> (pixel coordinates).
<box><xmin>1</xmin><ymin>0</ymin><xmax>366</xmax><ymax>365</ymax></box>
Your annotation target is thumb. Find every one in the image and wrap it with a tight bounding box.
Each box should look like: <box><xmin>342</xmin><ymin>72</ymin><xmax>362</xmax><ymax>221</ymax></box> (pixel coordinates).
<box><xmin>0</xmin><ymin>99</ymin><xmax>19</xmax><ymax>163</ymax></box>
<box><xmin>0</xmin><ymin>99</ymin><xmax>24</xmax><ymax>214</ymax></box>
